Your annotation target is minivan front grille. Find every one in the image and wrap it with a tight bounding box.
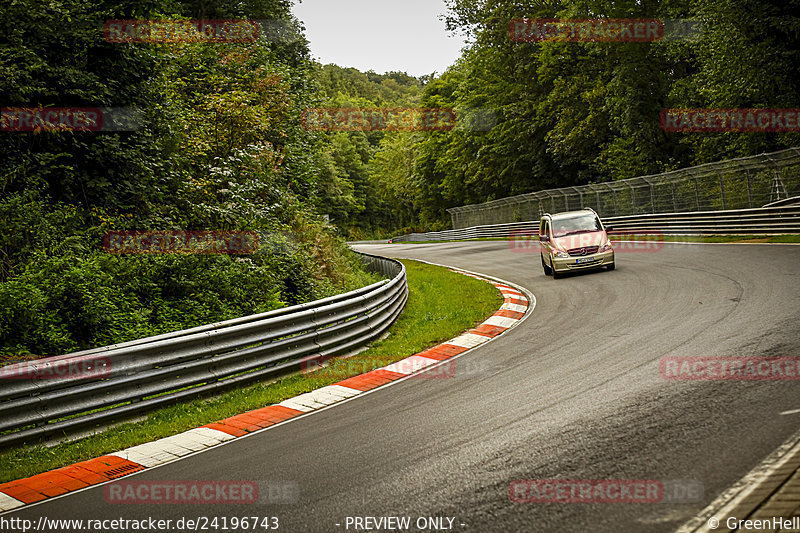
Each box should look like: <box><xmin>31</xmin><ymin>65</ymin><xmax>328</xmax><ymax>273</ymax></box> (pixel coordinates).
<box><xmin>567</xmin><ymin>246</ymin><xmax>599</xmax><ymax>256</ymax></box>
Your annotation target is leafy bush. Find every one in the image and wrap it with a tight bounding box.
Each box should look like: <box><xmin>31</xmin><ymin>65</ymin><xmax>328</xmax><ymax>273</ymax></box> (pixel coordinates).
<box><xmin>0</xmin><ymin>0</ymin><xmax>379</xmax><ymax>358</ymax></box>
<box><xmin>0</xmin><ymin>216</ymin><xmax>379</xmax><ymax>357</ymax></box>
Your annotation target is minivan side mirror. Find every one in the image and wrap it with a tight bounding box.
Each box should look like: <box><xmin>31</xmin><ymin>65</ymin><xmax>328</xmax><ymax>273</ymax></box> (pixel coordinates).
<box><xmin>539</xmin><ymin>234</ymin><xmax>549</xmax><ymax>241</ymax></box>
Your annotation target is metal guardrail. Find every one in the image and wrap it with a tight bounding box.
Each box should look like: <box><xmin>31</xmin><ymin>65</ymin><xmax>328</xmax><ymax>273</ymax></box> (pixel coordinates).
<box><xmin>602</xmin><ymin>205</ymin><xmax>800</xmax><ymax>234</ymax></box>
<box><xmin>0</xmin><ymin>253</ymin><xmax>407</xmax><ymax>448</ymax></box>
<box><xmin>447</xmin><ymin>147</ymin><xmax>800</xmax><ymax>228</ymax></box>
<box><xmin>763</xmin><ymin>195</ymin><xmax>800</xmax><ymax>207</ymax></box>
<box><xmin>392</xmin><ymin>205</ymin><xmax>800</xmax><ymax>242</ymax></box>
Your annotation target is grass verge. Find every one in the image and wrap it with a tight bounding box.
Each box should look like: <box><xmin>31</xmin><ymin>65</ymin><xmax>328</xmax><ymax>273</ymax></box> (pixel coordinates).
<box><xmin>0</xmin><ymin>259</ymin><xmax>503</xmax><ymax>483</ymax></box>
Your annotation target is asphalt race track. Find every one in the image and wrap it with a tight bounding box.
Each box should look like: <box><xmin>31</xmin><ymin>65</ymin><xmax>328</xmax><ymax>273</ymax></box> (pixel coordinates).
<box><xmin>8</xmin><ymin>241</ymin><xmax>800</xmax><ymax>532</ymax></box>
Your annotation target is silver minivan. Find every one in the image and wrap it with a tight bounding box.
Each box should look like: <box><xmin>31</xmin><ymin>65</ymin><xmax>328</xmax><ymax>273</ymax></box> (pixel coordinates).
<box><xmin>539</xmin><ymin>208</ymin><xmax>615</xmax><ymax>278</ymax></box>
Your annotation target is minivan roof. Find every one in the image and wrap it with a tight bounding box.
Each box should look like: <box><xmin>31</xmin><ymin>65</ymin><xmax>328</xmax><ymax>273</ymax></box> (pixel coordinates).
<box><xmin>545</xmin><ymin>208</ymin><xmax>596</xmax><ymax>219</ymax></box>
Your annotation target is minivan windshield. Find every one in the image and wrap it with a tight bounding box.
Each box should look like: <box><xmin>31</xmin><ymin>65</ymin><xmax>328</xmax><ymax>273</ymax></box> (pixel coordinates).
<box><xmin>551</xmin><ymin>213</ymin><xmax>603</xmax><ymax>238</ymax></box>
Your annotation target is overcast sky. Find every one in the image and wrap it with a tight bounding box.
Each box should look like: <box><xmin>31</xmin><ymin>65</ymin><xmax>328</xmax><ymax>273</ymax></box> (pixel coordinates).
<box><xmin>291</xmin><ymin>0</ymin><xmax>468</xmax><ymax>77</ymax></box>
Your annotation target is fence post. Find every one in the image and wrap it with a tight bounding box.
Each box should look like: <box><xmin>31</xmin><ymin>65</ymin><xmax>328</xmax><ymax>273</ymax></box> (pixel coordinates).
<box><xmin>771</xmin><ymin>169</ymin><xmax>787</xmax><ymax>202</ymax></box>
<box><xmin>609</xmin><ymin>184</ymin><xmax>618</xmax><ymax>216</ymax></box>
<box><xmin>671</xmin><ymin>182</ymin><xmax>677</xmax><ymax>212</ymax></box>
<box><xmin>694</xmin><ymin>176</ymin><xmax>701</xmax><ymax>210</ymax></box>
<box><xmin>592</xmin><ymin>184</ymin><xmax>601</xmax><ymax>215</ymax></box>
<box><xmin>745</xmin><ymin>168</ymin><xmax>753</xmax><ymax>208</ymax></box>
<box><xmin>627</xmin><ymin>182</ymin><xmax>636</xmax><ymax>213</ymax></box>
<box><xmin>643</xmin><ymin>177</ymin><xmax>655</xmax><ymax>213</ymax></box>
<box><xmin>718</xmin><ymin>171</ymin><xmax>727</xmax><ymax>210</ymax></box>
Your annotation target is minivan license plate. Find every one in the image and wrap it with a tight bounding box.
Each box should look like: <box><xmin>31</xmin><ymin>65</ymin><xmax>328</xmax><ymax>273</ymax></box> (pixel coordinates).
<box><xmin>576</xmin><ymin>257</ymin><xmax>594</xmax><ymax>264</ymax></box>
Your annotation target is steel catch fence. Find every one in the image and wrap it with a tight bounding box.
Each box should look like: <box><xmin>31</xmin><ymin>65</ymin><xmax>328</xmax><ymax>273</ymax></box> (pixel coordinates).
<box><xmin>447</xmin><ymin>147</ymin><xmax>800</xmax><ymax>229</ymax></box>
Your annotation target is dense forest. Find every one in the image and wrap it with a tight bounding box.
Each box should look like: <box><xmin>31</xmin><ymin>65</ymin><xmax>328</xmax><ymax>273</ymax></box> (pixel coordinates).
<box><xmin>317</xmin><ymin>0</ymin><xmax>800</xmax><ymax>235</ymax></box>
<box><xmin>0</xmin><ymin>0</ymin><xmax>379</xmax><ymax>356</ymax></box>
<box><xmin>2</xmin><ymin>0</ymin><xmax>799</xmax><ymax>355</ymax></box>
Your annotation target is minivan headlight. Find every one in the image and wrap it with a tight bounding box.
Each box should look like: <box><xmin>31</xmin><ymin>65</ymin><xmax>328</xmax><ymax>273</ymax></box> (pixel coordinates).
<box><xmin>553</xmin><ymin>250</ymin><xmax>570</xmax><ymax>258</ymax></box>
<box><xmin>599</xmin><ymin>241</ymin><xmax>613</xmax><ymax>252</ymax></box>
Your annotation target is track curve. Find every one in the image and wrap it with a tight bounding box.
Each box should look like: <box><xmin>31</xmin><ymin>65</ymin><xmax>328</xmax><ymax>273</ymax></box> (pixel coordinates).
<box><xmin>7</xmin><ymin>241</ymin><xmax>800</xmax><ymax>533</ymax></box>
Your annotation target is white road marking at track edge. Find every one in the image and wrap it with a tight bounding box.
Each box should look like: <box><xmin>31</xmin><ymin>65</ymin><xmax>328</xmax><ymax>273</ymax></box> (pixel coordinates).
<box><xmin>675</xmin><ymin>426</ymin><xmax>800</xmax><ymax>533</ymax></box>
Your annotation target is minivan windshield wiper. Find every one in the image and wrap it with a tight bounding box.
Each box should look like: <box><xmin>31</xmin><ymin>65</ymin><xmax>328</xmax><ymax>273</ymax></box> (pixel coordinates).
<box><xmin>557</xmin><ymin>229</ymin><xmax>597</xmax><ymax>237</ymax></box>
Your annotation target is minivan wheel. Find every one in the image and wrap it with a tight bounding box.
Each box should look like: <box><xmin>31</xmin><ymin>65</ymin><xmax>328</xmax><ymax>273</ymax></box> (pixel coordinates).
<box><xmin>541</xmin><ymin>254</ymin><xmax>552</xmax><ymax>275</ymax></box>
<box><xmin>607</xmin><ymin>262</ymin><xmax>615</xmax><ymax>271</ymax></box>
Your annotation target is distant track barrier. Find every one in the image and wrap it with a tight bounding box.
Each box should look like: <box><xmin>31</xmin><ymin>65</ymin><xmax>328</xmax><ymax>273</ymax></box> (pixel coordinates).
<box><xmin>391</xmin><ymin>203</ymin><xmax>800</xmax><ymax>242</ymax></box>
<box><xmin>446</xmin><ymin>147</ymin><xmax>800</xmax><ymax>229</ymax></box>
